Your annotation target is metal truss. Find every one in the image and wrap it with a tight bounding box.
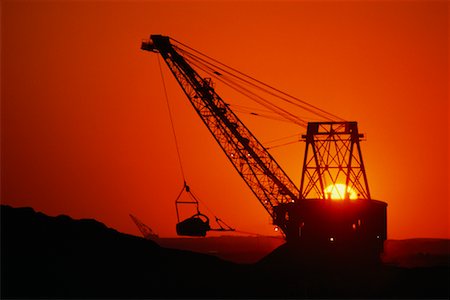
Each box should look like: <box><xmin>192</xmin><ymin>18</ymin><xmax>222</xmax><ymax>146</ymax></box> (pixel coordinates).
<box><xmin>143</xmin><ymin>35</ymin><xmax>299</xmax><ymax>218</ymax></box>
<box><xmin>299</xmin><ymin>122</ymin><xmax>371</xmax><ymax>200</ymax></box>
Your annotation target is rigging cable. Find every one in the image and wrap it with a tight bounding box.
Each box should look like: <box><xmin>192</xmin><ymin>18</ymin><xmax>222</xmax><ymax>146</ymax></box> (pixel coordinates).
<box><xmin>179</xmin><ymin>46</ymin><xmax>309</xmax><ymax>150</ymax></box>
<box><xmin>266</xmin><ymin>140</ymin><xmax>300</xmax><ymax>150</ymax></box>
<box><xmin>183</xmin><ymin>55</ymin><xmax>307</xmax><ymax>127</ymax></box>
<box><xmin>264</xmin><ymin>133</ymin><xmax>302</xmax><ymax>145</ymax></box>
<box><xmin>157</xmin><ymin>56</ymin><xmax>234</xmax><ymax>232</ymax></box>
<box><xmin>171</xmin><ymin>39</ymin><xmax>344</xmax><ymax>121</ymax></box>
<box><xmin>181</xmin><ymin>53</ymin><xmax>307</xmax><ymax>149</ymax></box>
<box><xmin>179</xmin><ymin>47</ymin><xmax>327</xmax><ymax>122</ymax></box>
<box><xmin>157</xmin><ymin>55</ymin><xmax>186</xmax><ymax>183</ymax></box>
<box><xmin>263</xmin><ymin>133</ymin><xmax>302</xmax><ymax>150</ymax></box>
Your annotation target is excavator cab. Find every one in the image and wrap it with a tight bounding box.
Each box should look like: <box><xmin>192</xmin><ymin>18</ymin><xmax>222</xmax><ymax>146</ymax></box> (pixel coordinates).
<box><xmin>176</xmin><ymin>213</ymin><xmax>210</xmax><ymax>237</ymax></box>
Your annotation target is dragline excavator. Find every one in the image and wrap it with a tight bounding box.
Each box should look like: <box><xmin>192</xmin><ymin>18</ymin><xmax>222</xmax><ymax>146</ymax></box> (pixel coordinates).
<box><xmin>141</xmin><ymin>35</ymin><xmax>387</xmax><ymax>260</ymax></box>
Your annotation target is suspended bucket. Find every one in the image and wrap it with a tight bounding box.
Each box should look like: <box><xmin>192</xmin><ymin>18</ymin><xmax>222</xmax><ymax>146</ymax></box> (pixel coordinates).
<box><xmin>176</xmin><ymin>213</ymin><xmax>211</xmax><ymax>237</ymax></box>
<box><xmin>174</xmin><ymin>182</ymin><xmax>234</xmax><ymax>237</ymax></box>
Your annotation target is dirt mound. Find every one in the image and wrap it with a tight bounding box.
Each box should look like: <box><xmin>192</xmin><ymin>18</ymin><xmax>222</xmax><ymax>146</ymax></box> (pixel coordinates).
<box><xmin>2</xmin><ymin>204</ymin><xmax>449</xmax><ymax>299</ymax></box>
<box><xmin>383</xmin><ymin>238</ymin><xmax>450</xmax><ymax>268</ymax></box>
<box><xmin>1</xmin><ymin>205</ymin><xmax>235</xmax><ymax>298</ymax></box>
<box><xmin>155</xmin><ymin>235</ymin><xmax>285</xmax><ymax>263</ymax></box>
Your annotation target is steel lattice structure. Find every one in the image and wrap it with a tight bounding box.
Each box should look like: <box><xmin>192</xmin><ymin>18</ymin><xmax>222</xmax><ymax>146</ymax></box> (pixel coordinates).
<box><xmin>299</xmin><ymin>122</ymin><xmax>371</xmax><ymax>200</ymax></box>
<box><xmin>142</xmin><ymin>35</ymin><xmax>387</xmax><ymax>253</ymax></box>
<box><xmin>142</xmin><ymin>35</ymin><xmax>299</xmax><ymax>219</ymax></box>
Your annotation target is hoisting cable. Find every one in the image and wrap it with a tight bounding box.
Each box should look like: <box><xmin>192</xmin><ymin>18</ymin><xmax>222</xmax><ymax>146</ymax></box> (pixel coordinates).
<box><xmin>157</xmin><ymin>56</ymin><xmax>186</xmax><ymax>183</ymax></box>
<box><xmin>158</xmin><ymin>56</ymin><xmax>194</xmax><ymax>223</ymax></box>
<box><xmin>157</xmin><ymin>56</ymin><xmax>235</xmax><ymax>233</ymax></box>
<box><xmin>174</xmin><ymin>181</ymin><xmax>205</xmax><ymax>223</ymax></box>
<box><xmin>189</xmin><ymin>188</ymin><xmax>235</xmax><ymax>232</ymax></box>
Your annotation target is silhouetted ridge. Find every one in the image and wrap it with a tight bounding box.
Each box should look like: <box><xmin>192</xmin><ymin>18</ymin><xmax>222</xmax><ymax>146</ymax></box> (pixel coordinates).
<box><xmin>1</xmin><ymin>205</ymin><xmax>235</xmax><ymax>298</ymax></box>
<box><xmin>1</xmin><ymin>205</ymin><xmax>449</xmax><ymax>299</ymax></box>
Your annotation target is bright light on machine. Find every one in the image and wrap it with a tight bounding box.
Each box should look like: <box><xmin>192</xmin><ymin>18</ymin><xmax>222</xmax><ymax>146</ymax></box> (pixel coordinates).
<box><xmin>329</xmin><ymin>237</ymin><xmax>334</xmax><ymax>242</ymax></box>
<box><xmin>324</xmin><ymin>184</ymin><xmax>358</xmax><ymax>200</ymax></box>
<box><xmin>274</xmin><ymin>227</ymin><xmax>279</xmax><ymax>232</ymax></box>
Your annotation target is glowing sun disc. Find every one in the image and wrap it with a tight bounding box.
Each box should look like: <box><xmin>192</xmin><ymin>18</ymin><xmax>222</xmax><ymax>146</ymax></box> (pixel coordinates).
<box><xmin>324</xmin><ymin>184</ymin><xmax>358</xmax><ymax>200</ymax></box>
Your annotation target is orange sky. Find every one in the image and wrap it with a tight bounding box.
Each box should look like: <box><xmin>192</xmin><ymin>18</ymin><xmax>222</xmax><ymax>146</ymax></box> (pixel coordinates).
<box><xmin>1</xmin><ymin>1</ymin><xmax>448</xmax><ymax>239</ymax></box>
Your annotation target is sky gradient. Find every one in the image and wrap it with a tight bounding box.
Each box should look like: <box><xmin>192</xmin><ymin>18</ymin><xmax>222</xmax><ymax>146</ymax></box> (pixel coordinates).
<box><xmin>1</xmin><ymin>1</ymin><xmax>448</xmax><ymax>239</ymax></box>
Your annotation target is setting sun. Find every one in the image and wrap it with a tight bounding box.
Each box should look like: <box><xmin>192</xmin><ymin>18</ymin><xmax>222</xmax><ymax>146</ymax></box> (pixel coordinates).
<box><xmin>324</xmin><ymin>184</ymin><xmax>358</xmax><ymax>200</ymax></box>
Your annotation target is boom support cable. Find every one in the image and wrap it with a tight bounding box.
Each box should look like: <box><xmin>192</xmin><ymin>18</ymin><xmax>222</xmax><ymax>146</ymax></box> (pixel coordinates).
<box><xmin>179</xmin><ymin>48</ymin><xmax>329</xmax><ymax>122</ymax></box>
<box><xmin>171</xmin><ymin>38</ymin><xmax>344</xmax><ymax>122</ymax></box>
<box><xmin>183</xmin><ymin>54</ymin><xmax>307</xmax><ymax>127</ymax></box>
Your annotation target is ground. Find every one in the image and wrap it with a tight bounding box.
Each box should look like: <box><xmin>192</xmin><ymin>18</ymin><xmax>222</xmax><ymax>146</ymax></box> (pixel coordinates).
<box><xmin>1</xmin><ymin>205</ymin><xmax>449</xmax><ymax>299</ymax></box>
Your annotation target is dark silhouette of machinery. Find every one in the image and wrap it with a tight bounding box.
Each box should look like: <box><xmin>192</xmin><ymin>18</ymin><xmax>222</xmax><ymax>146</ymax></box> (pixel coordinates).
<box><xmin>175</xmin><ymin>214</ymin><xmax>210</xmax><ymax>237</ymax></box>
<box><xmin>174</xmin><ymin>182</ymin><xmax>234</xmax><ymax>237</ymax></box>
<box><xmin>141</xmin><ymin>35</ymin><xmax>387</xmax><ymax>259</ymax></box>
<box><xmin>129</xmin><ymin>214</ymin><xmax>159</xmax><ymax>240</ymax></box>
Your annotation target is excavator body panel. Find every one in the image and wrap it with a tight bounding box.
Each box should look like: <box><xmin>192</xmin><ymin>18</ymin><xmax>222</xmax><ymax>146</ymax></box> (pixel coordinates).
<box><xmin>274</xmin><ymin>199</ymin><xmax>387</xmax><ymax>260</ymax></box>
